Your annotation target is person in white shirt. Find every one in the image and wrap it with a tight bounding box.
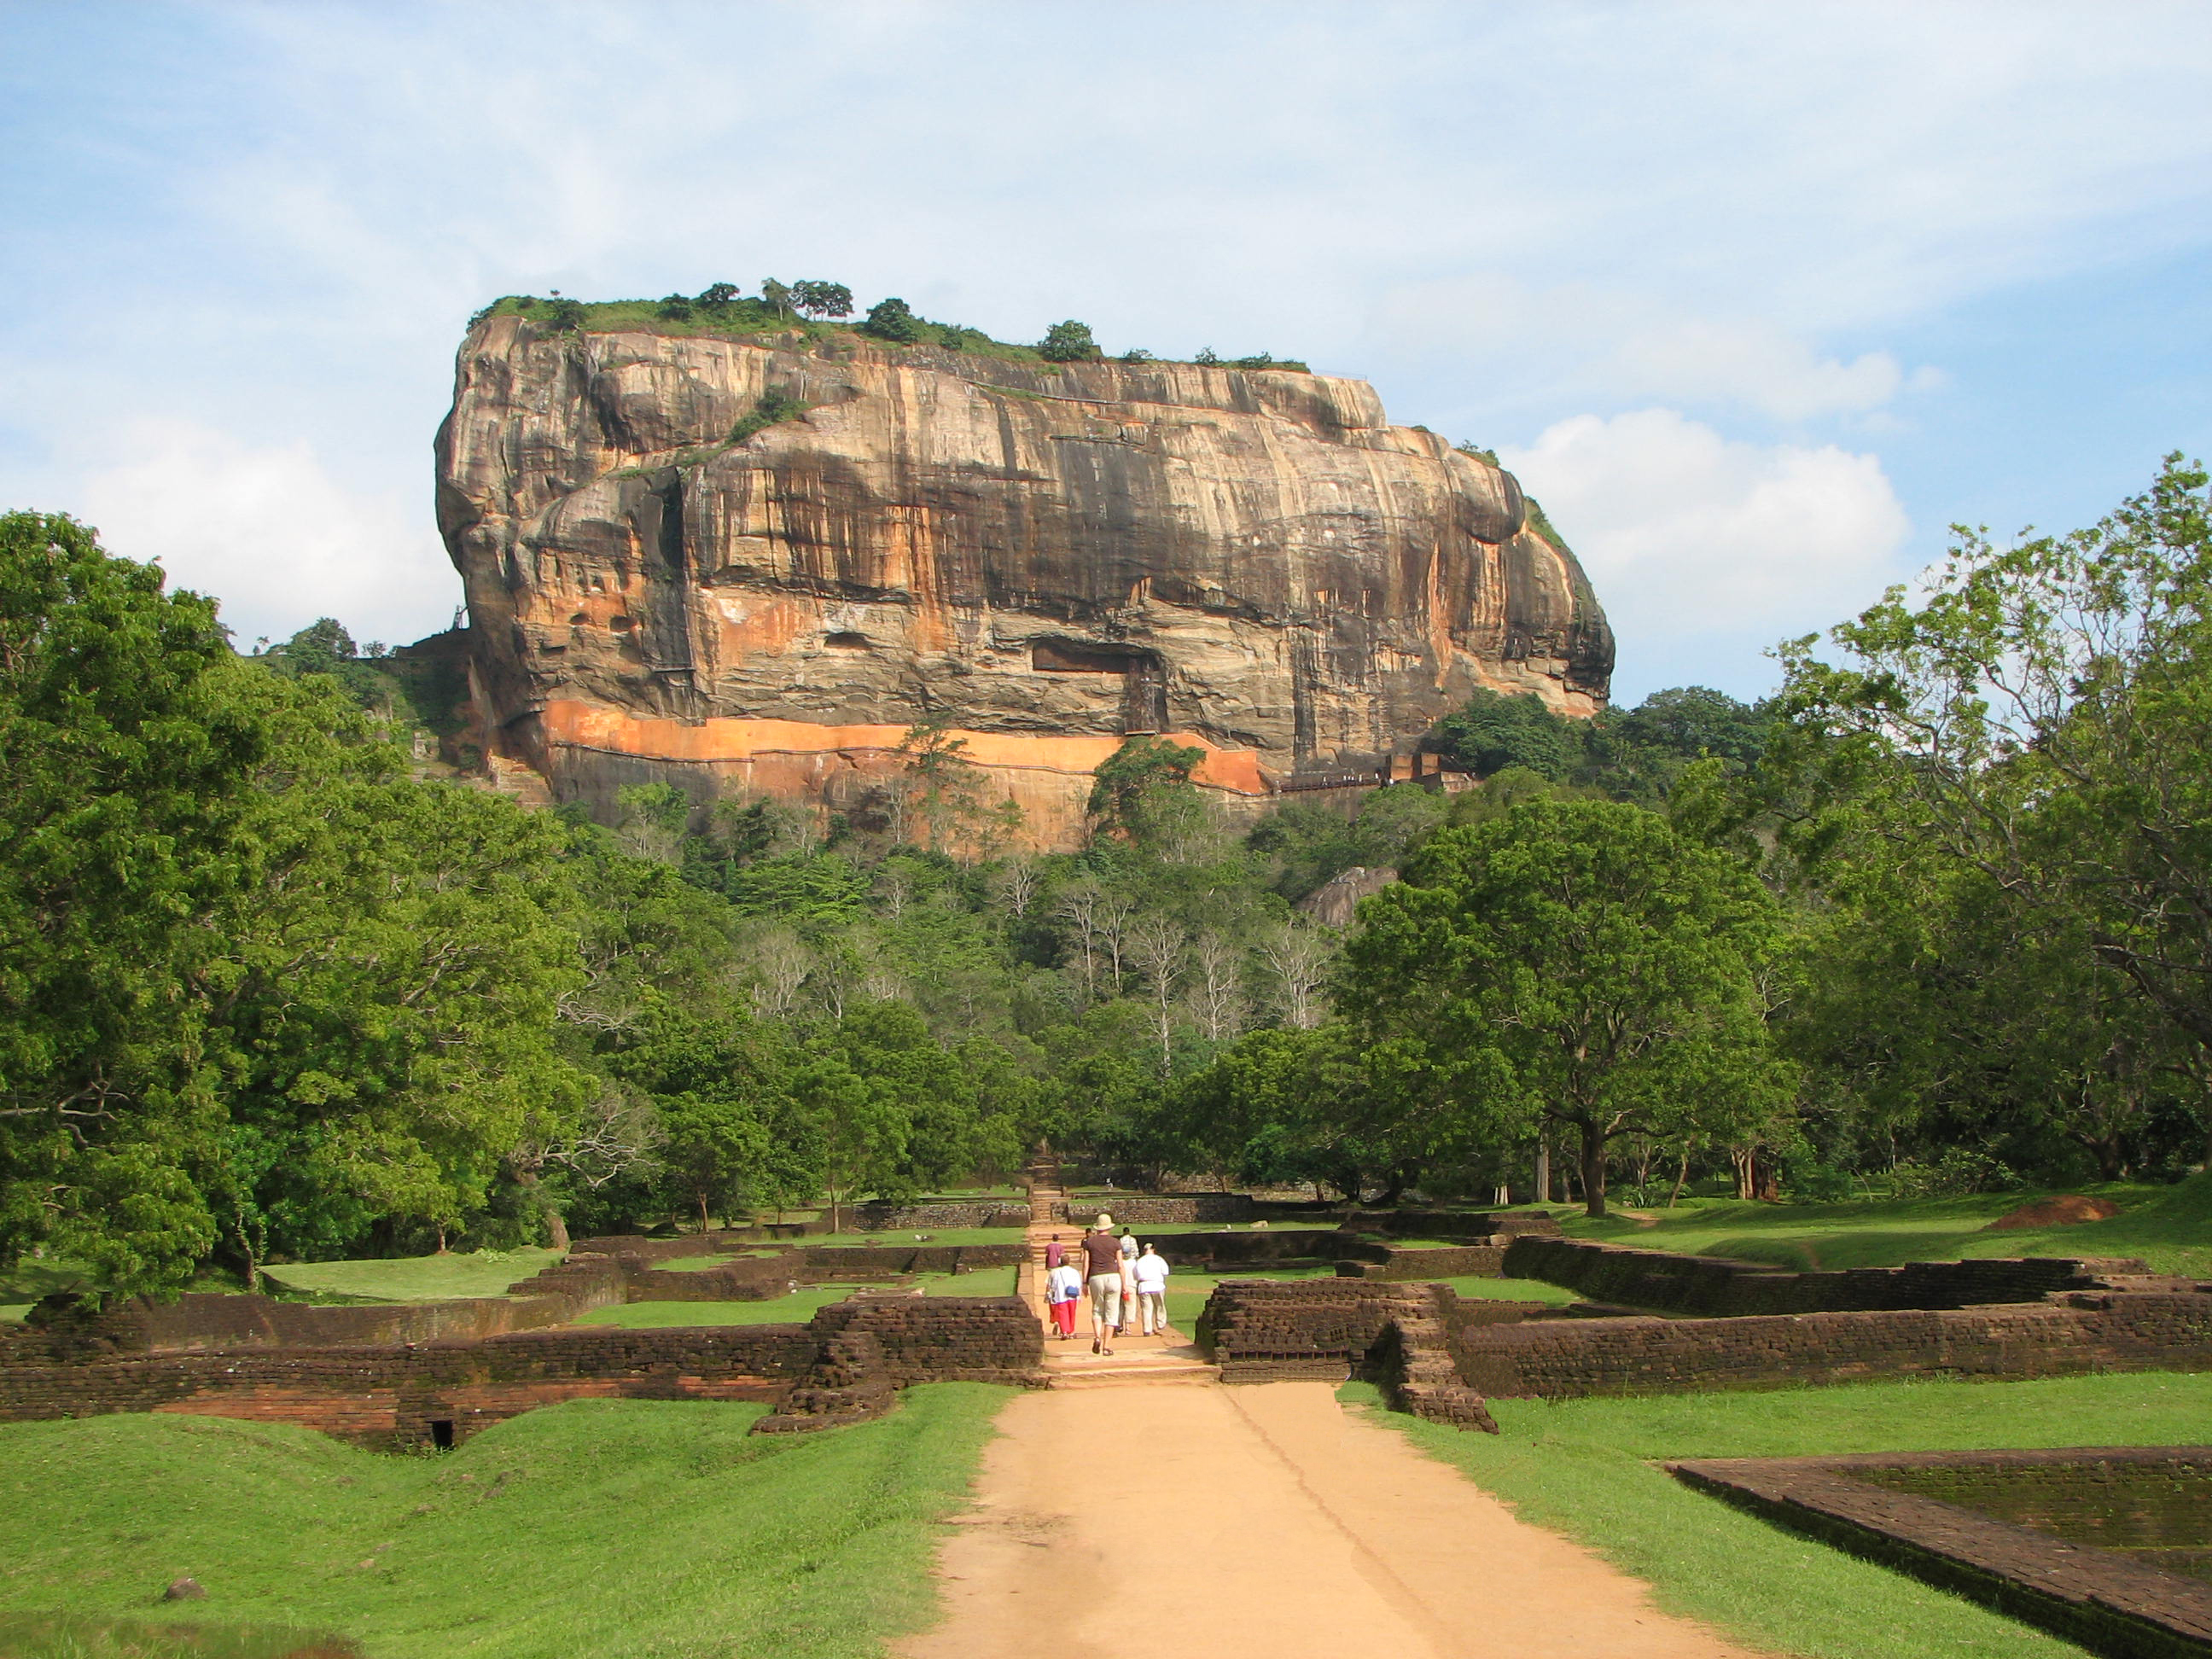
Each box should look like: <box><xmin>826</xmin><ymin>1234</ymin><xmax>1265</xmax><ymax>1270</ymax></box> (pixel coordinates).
<box><xmin>1131</xmin><ymin>1242</ymin><xmax>1172</xmax><ymax>1336</ymax></box>
<box><xmin>1117</xmin><ymin>1226</ymin><xmax>1140</xmax><ymax>1335</ymax></box>
<box><xmin>1045</xmin><ymin>1258</ymin><xmax>1084</xmax><ymax>1340</ymax></box>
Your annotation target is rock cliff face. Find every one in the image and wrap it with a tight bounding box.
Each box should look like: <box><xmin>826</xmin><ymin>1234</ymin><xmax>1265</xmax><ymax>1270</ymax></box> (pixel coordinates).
<box><xmin>436</xmin><ymin>316</ymin><xmax>1613</xmax><ymax>847</ymax></box>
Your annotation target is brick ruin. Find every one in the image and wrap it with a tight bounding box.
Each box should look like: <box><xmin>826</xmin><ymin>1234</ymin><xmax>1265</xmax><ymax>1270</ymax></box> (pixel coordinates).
<box><xmin>0</xmin><ymin>1298</ymin><xmax>1042</xmax><ymax>1449</ymax></box>
<box><xmin>1671</xmin><ymin>1448</ymin><xmax>2212</xmax><ymax>1656</ymax></box>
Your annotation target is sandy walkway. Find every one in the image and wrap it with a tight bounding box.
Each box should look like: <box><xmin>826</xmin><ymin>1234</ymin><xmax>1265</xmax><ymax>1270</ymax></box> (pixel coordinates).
<box><xmin>896</xmin><ymin>1381</ymin><xmax>1761</xmax><ymax>1659</ymax></box>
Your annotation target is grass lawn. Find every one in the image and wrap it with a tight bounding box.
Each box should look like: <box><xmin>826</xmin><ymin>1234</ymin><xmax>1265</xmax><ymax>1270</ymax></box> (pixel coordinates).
<box><xmin>0</xmin><ymin>1384</ymin><xmax>1010</xmax><ymax>1659</ymax></box>
<box><xmin>257</xmin><ymin>1251</ymin><xmax>562</xmax><ymax>1304</ymax></box>
<box><xmin>1555</xmin><ymin>1174</ymin><xmax>2212</xmax><ymax>1279</ymax></box>
<box><xmin>1353</xmin><ymin>1370</ymin><xmax>2212</xmax><ymax>1659</ymax></box>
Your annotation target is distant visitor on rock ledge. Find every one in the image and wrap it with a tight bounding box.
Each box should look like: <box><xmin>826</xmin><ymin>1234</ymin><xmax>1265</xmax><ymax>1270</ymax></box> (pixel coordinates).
<box><xmin>435</xmin><ymin>299</ymin><xmax>1614</xmax><ymax>849</ymax></box>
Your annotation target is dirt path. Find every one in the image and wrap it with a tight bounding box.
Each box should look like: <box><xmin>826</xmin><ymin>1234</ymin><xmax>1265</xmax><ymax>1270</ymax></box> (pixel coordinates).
<box><xmin>896</xmin><ymin>1380</ymin><xmax>1763</xmax><ymax>1659</ymax></box>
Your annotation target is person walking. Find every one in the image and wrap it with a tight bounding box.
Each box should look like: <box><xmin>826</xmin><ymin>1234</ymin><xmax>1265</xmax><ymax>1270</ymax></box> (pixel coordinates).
<box><xmin>1117</xmin><ymin>1225</ymin><xmax>1140</xmax><ymax>1336</ymax></box>
<box><xmin>1131</xmin><ymin>1241</ymin><xmax>1171</xmax><ymax>1336</ymax></box>
<box><xmin>1080</xmin><ymin>1214</ymin><xmax>1123</xmax><ymax>1355</ymax></box>
<box><xmin>1045</xmin><ymin>1254</ymin><xmax>1083</xmax><ymax>1340</ymax></box>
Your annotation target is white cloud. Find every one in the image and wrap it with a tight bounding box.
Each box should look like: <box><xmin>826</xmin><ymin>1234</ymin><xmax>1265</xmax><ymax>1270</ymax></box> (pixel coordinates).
<box><xmin>1501</xmin><ymin>410</ymin><xmax>1912</xmax><ymax>675</ymax></box>
<box><xmin>74</xmin><ymin>422</ymin><xmax>458</xmax><ymax>649</ymax></box>
<box><xmin>1373</xmin><ymin>276</ymin><xmax>1921</xmax><ymax>422</ymax></box>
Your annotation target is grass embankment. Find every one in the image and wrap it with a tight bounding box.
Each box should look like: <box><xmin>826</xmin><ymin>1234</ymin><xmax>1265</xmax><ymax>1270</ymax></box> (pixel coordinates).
<box><xmin>257</xmin><ymin>1251</ymin><xmax>562</xmax><ymax>1304</ymax></box>
<box><xmin>1559</xmin><ymin>1175</ymin><xmax>2212</xmax><ymax>1278</ymax></box>
<box><xmin>1353</xmin><ymin>1371</ymin><xmax>2212</xmax><ymax>1659</ymax></box>
<box><xmin>0</xmin><ymin>1385</ymin><xmax>1010</xmax><ymax>1659</ymax></box>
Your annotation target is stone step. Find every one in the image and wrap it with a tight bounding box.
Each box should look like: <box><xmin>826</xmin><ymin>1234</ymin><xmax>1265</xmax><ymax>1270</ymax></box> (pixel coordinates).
<box><xmin>1051</xmin><ymin>1367</ymin><xmax>1221</xmax><ymax>1389</ymax></box>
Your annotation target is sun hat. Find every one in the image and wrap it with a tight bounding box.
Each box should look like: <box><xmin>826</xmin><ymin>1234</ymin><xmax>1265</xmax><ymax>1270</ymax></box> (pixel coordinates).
<box><xmin>1094</xmin><ymin>1213</ymin><xmax>1114</xmax><ymax>1229</ymax></box>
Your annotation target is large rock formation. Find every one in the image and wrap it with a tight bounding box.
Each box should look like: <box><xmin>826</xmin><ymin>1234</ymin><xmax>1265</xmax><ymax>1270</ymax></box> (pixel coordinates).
<box><xmin>436</xmin><ymin>316</ymin><xmax>1612</xmax><ymax>847</ymax></box>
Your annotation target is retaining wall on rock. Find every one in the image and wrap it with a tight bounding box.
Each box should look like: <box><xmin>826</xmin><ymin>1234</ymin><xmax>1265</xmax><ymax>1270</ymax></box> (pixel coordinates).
<box><xmin>1502</xmin><ymin>1235</ymin><xmax>2145</xmax><ymax>1317</ymax></box>
<box><xmin>1449</xmin><ymin>1293</ymin><xmax>2212</xmax><ymax>1400</ymax></box>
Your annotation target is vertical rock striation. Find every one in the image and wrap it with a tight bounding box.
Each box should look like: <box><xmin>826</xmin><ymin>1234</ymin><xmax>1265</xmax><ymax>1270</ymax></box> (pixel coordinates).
<box><xmin>435</xmin><ymin>316</ymin><xmax>1613</xmax><ymax>847</ymax></box>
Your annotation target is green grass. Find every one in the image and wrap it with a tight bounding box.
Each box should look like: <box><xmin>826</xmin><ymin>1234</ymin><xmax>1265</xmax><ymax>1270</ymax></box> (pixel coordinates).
<box><xmin>0</xmin><ymin>1610</ymin><xmax>358</xmax><ymax>1657</ymax></box>
<box><xmin>1352</xmin><ymin>1370</ymin><xmax>2212</xmax><ymax>1659</ymax></box>
<box><xmin>257</xmin><ymin>1251</ymin><xmax>562</xmax><ymax>1305</ymax></box>
<box><xmin>0</xmin><ymin>1385</ymin><xmax>1010</xmax><ymax>1659</ymax></box>
<box><xmin>806</xmin><ymin>1227</ymin><xmax>1023</xmax><ymax>1248</ymax></box>
<box><xmin>1557</xmin><ymin>1175</ymin><xmax>2212</xmax><ymax>1279</ymax></box>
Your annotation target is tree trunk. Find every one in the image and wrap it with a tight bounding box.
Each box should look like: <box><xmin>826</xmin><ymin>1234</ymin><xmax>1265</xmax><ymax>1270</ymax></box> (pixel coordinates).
<box><xmin>544</xmin><ymin>1206</ymin><xmax>571</xmax><ymax>1253</ymax></box>
<box><xmin>1668</xmin><ymin>1146</ymin><xmax>1691</xmax><ymax>1209</ymax></box>
<box><xmin>1579</xmin><ymin>1123</ymin><xmax>1610</xmax><ymax>1218</ymax></box>
<box><xmin>1534</xmin><ymin>1138</ymin><xmax>1551</xmax><ymax>1206</ymax></box>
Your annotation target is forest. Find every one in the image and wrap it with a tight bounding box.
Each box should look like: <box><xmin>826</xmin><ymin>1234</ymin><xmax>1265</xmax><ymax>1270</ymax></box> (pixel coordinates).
<box><xmin>3</xmin><ymin>457</ymin><xmax>2209</xmax><ymax>1299</ymax></box>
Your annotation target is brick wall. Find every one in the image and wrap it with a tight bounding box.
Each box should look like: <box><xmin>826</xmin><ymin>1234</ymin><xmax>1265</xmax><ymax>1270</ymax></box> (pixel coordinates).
<box><xmin>1502</xmin><ymin>1235</ymin><xmax>2144</xmax><ymax>1317</ymax></box>
<box><xmin>851</xmin><ymin>1200</ymin><xmax>1031</xmax><ymax>1231</ymax></box>
<box><xmin>0</xmin><ymin>1298</ymin><xmax>1045</xmax><ymax>1447</ymax></box>
<box><xmin>1335</xmin><ymin>1245</ymin><xmax>1510</xmax><ymax>1281</ymax></box>
<box><xmin>1053</xmin><ymin>1194</ymin><xmax>1256</xmax><ymax>1225</ymax></box>
<box><xmin>800</xmin><ymin>1243</ymin><xmax>1027</xmax><ymax>1275</ymax></box>
<box><xmin>1450</xmin><ymin>1293</ymin><xmax>2212</xmax><ymax>1400</ymax></box>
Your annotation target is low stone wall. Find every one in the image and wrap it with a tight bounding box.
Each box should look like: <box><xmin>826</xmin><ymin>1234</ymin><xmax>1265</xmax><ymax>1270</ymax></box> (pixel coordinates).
<box><xmin>1503</xmin><ymin>1235</ymin><xmax>2145</xmax><ymax>1317</ymax></box>
<box><xmin>800</xmin><ymin>1243</ymin><xmax>1027</xmax><ymax>1276</ymax></box>
<box><xmin>1670</xmin><ymin>1449</ymin><xmax>2212</xmax><ymax>1658</ymax></box>
<box><xmin>1335</xmin><ymin>1244</ymin><xmax>1509</xmax><ymax>1281</ymax></box>
<box><xmin>851</xmin><ymin>1200</ymin><xmax>1030</xmax><ymax>1231</ymax></box>
<box><xmin>0</xmin><ymin>1297</ymin><xmax>1045</xmax><ymax>1447</ymax></box>
<box><xmin>1199</xmin><ymin>1278</ymin><xmax>1501</xmax><ymax>1431</ymax></box>
<box><xmin>1450</xmin><ymin>1293</ymin><xmax>2212</xmax><ymax>1400</ymax></box>
<box><xmin>1355</xmin><ymin>1210</ymin><xmax>1564</xmax><ymax>1242</ymax></box>
<box><xmin>1053</xmin><ymin>1194</ymin><xmax>1256</xmax><ymax>1225</ymax></box>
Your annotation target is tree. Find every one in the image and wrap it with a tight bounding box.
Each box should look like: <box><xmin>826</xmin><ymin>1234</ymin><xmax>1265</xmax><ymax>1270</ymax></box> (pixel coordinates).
<box><xmin>1431</xmin><ymin>686</ymin><xmax>1578</xmax><ymax>780</ymax></box>
<box><xmin>760</xmin><ymin>278</ymin><xmax>795</xmax><ymax>317</ymax></box>
<box><xmin>696</xmin><ymin>282</ymin><xmax>742</xmax><ymax>309</ymax></box>
<box><xmin>0</xmin><ymin>514</ymin><xmax>269</xmax><ymax>1292</ymax></box>
<box><xmin>1340</xmin><ymin>799</ymin><xmax>1794</xmax><ymax>1216</ymax></box>
<box><xmin>658</xmin><ymin>1091</ymin><xmax>768</xmax><ymax>1234</ymax></box>
<box><xmin>861</xmin><ymin>297</ymin><xmax>923</xmax><ymax>342</ymax></box>
<box><xmin>1125</xmin><ymin>912</ymin><xmax>1188</xmax><ymax>1072</ymax></box>
<box><xmin>789</xmin><ymin>281</ymin><xmax>853</xmax><ymax>318</ymax></box>
<box><xmin>1039</xmin><ymin>320</ymin><xmax>1100</xmax><ymax>363</ymax></box>
<box><xmin>657</xmin><ymin>293</ymin><xmax>695</xmax><ymax>320</ymax></box>
<box><xmin>1774</xmin><ymin>457</ymin><xmax>2212</xmax><ymax>1164</ymax></box>
<box><xmin>1088</xmin><ymin>736</ymin><xmax>1207</xmax><ymax>853</ymax></box>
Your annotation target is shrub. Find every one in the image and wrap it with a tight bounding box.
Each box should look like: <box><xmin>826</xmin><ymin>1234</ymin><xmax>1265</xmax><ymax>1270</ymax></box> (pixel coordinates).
<box><xmin>728</xmin><ymin>391</ymin><xmax>809</xmax><ymax>445</ymax></box>
<box><xmin>1890</xmin><ymin>1148</ymin><xmax>2022</xmax><ymax>1196</ymax></box>
<box><xmin>1232</xmin><ymin>352</ymin><xmax>1273</xmax><ymax>370</ymax></box>
<box><xmin>544</xmin><ymin>298</ymin><xmax>586</xmax><ymax>333</ymax></box>
<box><xmin>657</xmin><ymin>293</ymin><xmax>695</xmax><ymax>320</ymax></box>
<box><xmin>1120</xmin><ymin>347</ymin><xmax>1154</xmax><ymax>364</ymax></box>
<box><xmin>862</xmin><ymin>297</ymin><xmax>923</xmax><ymax>341</ymax></box>
<box><xmin>1038</xmin><ymin>320</ymin><xmax>1101</xmax><ymax>363</ymax></box>
<box><xmin>1193</xmin><ymin>346</ymin><xmax>1220</xmax><ymax>365</ymax></box>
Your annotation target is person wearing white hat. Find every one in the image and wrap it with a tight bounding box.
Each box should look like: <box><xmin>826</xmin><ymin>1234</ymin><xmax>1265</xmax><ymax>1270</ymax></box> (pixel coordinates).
<box><xmin>1080</xmin><ymin>1213</ymin><xmax>1122</xmax><ymax>1353</ymax></box>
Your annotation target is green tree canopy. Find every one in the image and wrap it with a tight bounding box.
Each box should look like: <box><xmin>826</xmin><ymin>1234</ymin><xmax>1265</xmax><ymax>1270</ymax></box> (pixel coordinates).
<box><xmin>1340</xmin><ymin>798</ymin><xmax>1794</xmax><ymax>1215</ymax></box>
<box><xmin>1039</xmin><ymin>320</ymin><xmax>1101</xmax><ymax>362</ymax></box>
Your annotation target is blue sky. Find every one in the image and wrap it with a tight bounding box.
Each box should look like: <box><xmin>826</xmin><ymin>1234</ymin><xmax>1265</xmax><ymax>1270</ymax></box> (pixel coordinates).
<box><xmin>3</xmin><ymin>2</ymin><xmax>2209</xmax><ymax>703</ymax></box>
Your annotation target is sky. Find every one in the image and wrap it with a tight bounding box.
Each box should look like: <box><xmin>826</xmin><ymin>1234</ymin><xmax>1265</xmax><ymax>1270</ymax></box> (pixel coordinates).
<box><xmin>3</xmin><ymin>2</ymin><xmax>2209</xmax><ymax>704</ymax></box>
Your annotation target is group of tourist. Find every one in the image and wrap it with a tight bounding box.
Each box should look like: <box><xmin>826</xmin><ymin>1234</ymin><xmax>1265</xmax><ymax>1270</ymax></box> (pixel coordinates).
<box><xmin>1042</xmin><ymin>1212</ymin><xmax>1172</xmax><ymax>1354</ymax></box>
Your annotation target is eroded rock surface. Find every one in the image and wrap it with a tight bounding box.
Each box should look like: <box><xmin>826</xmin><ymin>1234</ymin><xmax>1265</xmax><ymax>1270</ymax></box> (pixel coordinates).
<box><xmin>436</xmin><ymin>317</ymin><xmax>1613</xmax><ymax>846</ymax></box>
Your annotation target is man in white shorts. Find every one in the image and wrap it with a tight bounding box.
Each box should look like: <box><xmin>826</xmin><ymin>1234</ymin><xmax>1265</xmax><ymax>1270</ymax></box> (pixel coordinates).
<box><xmin>1080</xmin><ymin>1214</ymin><xmax>1123</xmax><ymax>1355</ymax></box>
